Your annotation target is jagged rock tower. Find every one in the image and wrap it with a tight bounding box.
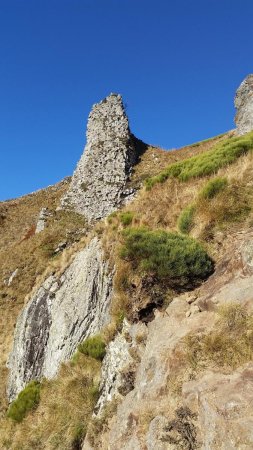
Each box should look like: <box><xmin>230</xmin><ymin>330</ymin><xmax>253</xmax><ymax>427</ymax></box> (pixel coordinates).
<box><xmin>235</xmin><ymin>74</ymin><xmax>253</xmax><ymax>135</ymax></box>
<box><xmin>61</xmin><ymin>93</ymin><xmax>139</xmax><ymax>221</ymax></box>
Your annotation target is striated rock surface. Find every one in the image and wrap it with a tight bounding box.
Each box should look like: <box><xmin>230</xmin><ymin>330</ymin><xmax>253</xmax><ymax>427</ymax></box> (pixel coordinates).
<box><xmin>235</xmin><ymin>74</ymin><xmax>253</xmax><ymax>135</ymax></box>
<box><xmin>61</xmin><ymin>94</ymin><xmax>139</xmax><ymax>221</ymax></box>
<box><xmin>7</xmin><ymin>237</ymin><xmax>113</xmax><ymax>401</ymax></box>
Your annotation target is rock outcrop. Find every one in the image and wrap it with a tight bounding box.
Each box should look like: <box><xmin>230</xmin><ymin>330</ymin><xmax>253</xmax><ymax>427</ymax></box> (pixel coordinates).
<box><xmin>87</xmin><ymin>231</ymin><xmax>253</xmax><ymax>449</ymax></box>
<box><xmin>61</xmin><ymin>94</ymin><xmax>139</xmax><ymax>221</ymax></box>
<box><xmin>94</xmin><ymin>320</ymin><xmax>147</xmax><ymax>416</ymax></box>
<box><xmin>235</xmin><ymin>74</ymin><xmax>253</xmax><ymax>135</ymax></box>
<box><xmin>7</xmin><ymin>237</ymin><xmax>113</xmax><ymax>401</ymax></box>
<box><xmin>35</xmin><ymin>207</ymin><xmax>51</xmax><ymax>233</ymax></box>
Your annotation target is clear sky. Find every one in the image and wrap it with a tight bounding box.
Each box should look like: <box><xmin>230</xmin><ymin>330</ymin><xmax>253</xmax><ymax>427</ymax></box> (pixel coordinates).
<box><xmin>0</xmin><ymin>0</ymin><xmax>253</xmax><ymax>200</ymax></box>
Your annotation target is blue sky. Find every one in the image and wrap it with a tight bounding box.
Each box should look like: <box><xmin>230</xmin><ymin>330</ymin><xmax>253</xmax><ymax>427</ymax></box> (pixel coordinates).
<box><xmin>0</xmin><ymin>0</ymin><xmax>253</xmax><ymax>200</ymax></box>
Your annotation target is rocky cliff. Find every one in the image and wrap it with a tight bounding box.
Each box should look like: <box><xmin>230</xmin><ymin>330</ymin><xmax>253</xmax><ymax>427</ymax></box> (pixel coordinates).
<box><xmin>235</xmin><ymin>74</ymin><xmax>253</xmax><ymax>135</ymax></box>
<box><xmin>7</xmin><ymin>237</ymin><xmax>113</xmax><ymax>401</ymax></box>
<box><xmin>61</xmin><ymin>94</ymin><xmax>139</xmax><ymax>221</ymax></box>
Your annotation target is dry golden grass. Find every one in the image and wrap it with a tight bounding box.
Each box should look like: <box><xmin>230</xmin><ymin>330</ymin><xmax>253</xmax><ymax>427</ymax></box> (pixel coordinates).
<box><xmin>0</xmin><ymin>178</ymin><xmax>89</xmax><ymax>442</ymax></box>
<box><xmin>0</xmin><ymin>355</ymin><xmax>101</xmax><ymax>450</ymax></box>
<box><xmin>130</xmin><ymin>132</ymin><xmax>230</xmax><ymax>188</ymax></box>
<box><xmin>184</xmin><ymin>303</ymin><xmax>253</xmax><ymax>372</ymax></box>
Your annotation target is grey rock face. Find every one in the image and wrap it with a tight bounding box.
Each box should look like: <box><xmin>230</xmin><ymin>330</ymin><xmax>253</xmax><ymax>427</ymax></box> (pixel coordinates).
<box><xmin>60</xmin><ymin>94</ymin><xmax>139</xmax><ymax>221</ymax></box>
<box><xmin>235</xmin><ymin>74</ymin><xmax>253</xmax><ymax>135</ymax></box>
<box><xmin>7</xmin><ymin>238</ymin><xmax>113</xmax><ymax>401</ymax></box>
<box><xmin>35</xmin><ymin>207</ymin><xmax>51</xmax><ymax>233</ymax></box>
<box><xmin>95</xmin><ymin>321</ymin><xmax>132</xmax><ymax>415</ymax></box>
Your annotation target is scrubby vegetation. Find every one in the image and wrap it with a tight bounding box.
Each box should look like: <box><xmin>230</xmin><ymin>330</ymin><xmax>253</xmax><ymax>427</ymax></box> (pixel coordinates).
<box><xmin>78</xmin><ymin>335</ymin><xmax>106</xmax><ymax>361</ymax></box>
<box><xmin>120</xmin><ymin>228</ymin><xmax>214</xmax><ymax>286</ymax></box>
<box><xmin>0</xmin><ymin>355</ymin><xmax>101</xmax><ymax>449</ymax></box>
<box><xmin>185</xmin><ymin>303</ymin><xmax>253</xmax><ymax>370</ymax></box>
<box><xmin>177</xmin><ymin>205</ymin><xmax>196</xmax><ymax>234</ymax></box>
<box><xmin>7</xmin><ymin>381</ymin><xmax>40</xmax><ymax>423</ymax></box>
<box><xmin>119</xmin><ymin>211</ymin><xmax>134</xmax><ymax>226</ymax></box>
<box><xmin>146</xmin><ymin>132</ymin><xmax>253</xmax><ymax>189</ymax></box>
<box><xmin>197</xmin><ymin>181</ymin><xmax>252</xmax><ymax>233</ymax></box>
<box><xmin>199</xmin><ymin>177</ymin><xmax>228</xmax><ymax>200</ymax></box>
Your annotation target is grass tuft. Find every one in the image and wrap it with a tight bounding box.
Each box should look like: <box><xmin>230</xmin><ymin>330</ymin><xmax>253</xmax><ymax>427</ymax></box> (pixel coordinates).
<box><xmin>199</xmin><ymin>177</ymin><xmax>228</xmax><ymax>200</ymax></box>
<box><xmin>119</xmin><ymin>211</ymin><xmax>134</xmax><ymax>226</ymax></box>
<box><xmin>78</xmin><ymin>335</ymin><xmax>106</xmax><ymax>361</ymax></box>
<box><xmin>185</xmin><ymin>303</ymin><xmax>253</xmax><ymax>370</ymax></box>
<box><xmin>177</xmin><ymin>205</ymin><xmax>196</xmax><ymax>234</ymax></box>
<box><xmin>7</xmin><ymin>381</ymin><xmax>40</xmax><ymax>423</ymax></box>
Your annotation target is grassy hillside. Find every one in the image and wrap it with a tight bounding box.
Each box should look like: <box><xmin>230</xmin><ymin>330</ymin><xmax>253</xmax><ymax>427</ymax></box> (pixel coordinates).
<box><xmin>1</xmin><ymin>131</ymin><xmax>253</xmax><ymax>448</ymax></box>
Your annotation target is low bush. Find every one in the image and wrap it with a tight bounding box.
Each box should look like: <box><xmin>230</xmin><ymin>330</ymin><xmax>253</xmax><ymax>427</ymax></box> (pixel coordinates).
<box><xmin>119</xmin><ymin>211</ymin><xmax>134</xmax><ymax>226</ymax></box>
<box><xmin>145</xmin><ymin>132</ymin><xmax>253</xmax><ymax>189</ymax></box>
<box><xmin>78</xmin><ymin>335</ymin><xmax>106</xmax><ymax>361</ymax></box>
<box><xmin>120</xmin><ymin>228</ymin><xmax>214</xmax><ymax>287</ymax></box>
<box><xmin>177</xmin><ymin>205</ymin><xmax>196</xmax><ymax>234</ymax></box>
<box><xmin>199</xmin><ymin>177</ymin><xmax>228</xmax><ymax>200</ymax></box>
<box><xmin>7</xmin><ymin>381</ymin><xmax>40</xmax><ymax>423</ymax></box>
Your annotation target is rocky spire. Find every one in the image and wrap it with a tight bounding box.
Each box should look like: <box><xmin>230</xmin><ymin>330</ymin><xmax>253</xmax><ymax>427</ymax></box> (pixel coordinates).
<box><xmin>234</xmin><ymin>74</ymin><xmax>253</xmax><ymax>135</ymax></box>
<box><xmin>60</xmin><ymin>93</ymin><xmax>139</xmax><ymax>221</ymax></box>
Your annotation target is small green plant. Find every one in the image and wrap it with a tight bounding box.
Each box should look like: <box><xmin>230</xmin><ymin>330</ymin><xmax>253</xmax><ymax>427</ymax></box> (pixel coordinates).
<box><xmin>120</xmin><ymin>227</ymin><xmax>214</xmax><ymax>287</ymax></box>
<box><xmin>78</xmin><ymin>335</ymin><xmax>106</xmax><ymax>361</ymax></box>
<box><xmin>199</xmin><ymin>177</ymin><xmax>228</xmax><ymax>200</ymax></box>
<box><xmin>88</xmin><ymin>383</ymin><xmax>100</xmax><ymax>402</ymax></box>
<box><xmin>145</xmin><ymin>132</ymin><xmax>253</xmax><ymax>189</ymax></box>
<box><xmin>71</xmin><ymin>423</ymin><xmax>87</xmax><ymax>450</ymax></box>
<box><xmin>119</xmin><ymin>211</ymin><xmax>134</xmax><ymax>226</ymax></box>
<box><xmin>7</xmin><ymin>381</ymin><xmax>41</xmax><ymax>423</ymax></box>
<box><xmin>177</xmin><ymin>205</ymin><xmax>196</xmax><ymax>234</ymax></box>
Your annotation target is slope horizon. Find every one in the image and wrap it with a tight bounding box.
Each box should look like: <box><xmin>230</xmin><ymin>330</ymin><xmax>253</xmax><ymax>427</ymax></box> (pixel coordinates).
<box><xmin>1</xmin><ymin>0</ymin><xmax>253</xmax><ymax>200</ymax></box>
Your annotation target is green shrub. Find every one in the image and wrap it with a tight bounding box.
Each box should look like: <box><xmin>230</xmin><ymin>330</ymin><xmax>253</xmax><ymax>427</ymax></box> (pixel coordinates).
<box><xmin>7</xmin><ymin>381</ymin><xmax>40</xmax><ymax>423</ymax></box>
<box><xmin>199</xmin><ymin>177</ymin><xmax>228</xmax><ymax>200</ymax></box>
<box><xmin>145</xmin><ymin>132</ymin><xmax>253</xmax><ymax>189</ymax></box>
<box><xmin>78</xmin><ymin>335</ymin><xmax>106</xmax><ymax>361</ymax></box>
<box><xmin>177</xmin><ymin>205</ymin><xmax>196</xmax><ymax>234</ymax></box>
<box><xmin>120</xmin><ymin>228</ymin><xmax>214</xmax><ymax>286</ymax></box>
<box><xmin>119</xmin><ymin>211</ymin><xmax>134</xmax><ymax>226</ymax></box>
